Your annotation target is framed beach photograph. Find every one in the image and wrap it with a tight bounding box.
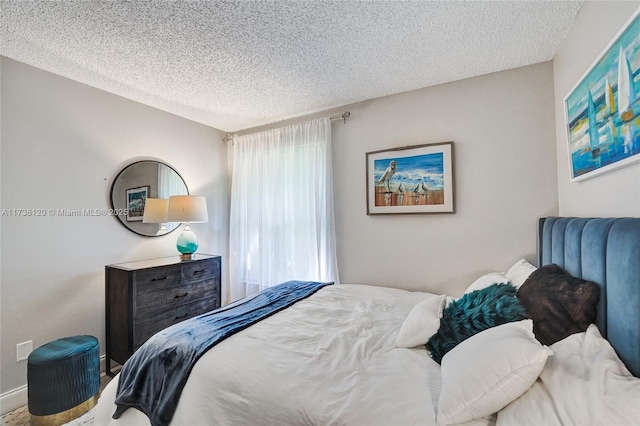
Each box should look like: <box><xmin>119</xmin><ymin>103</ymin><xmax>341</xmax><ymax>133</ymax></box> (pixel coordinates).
<box><xmin>366</xmin><ymin>141</ymin><xmax>454</xmax><ymax>215</ymax></box>
<box><xmin>125</xmin><ymin>185</ymin><xmax>150</xmax><ymax>222</ymax></box>
<box><xmin>564</xmin><ymin>9</ymin><xmax>640</xmax><ymax>182</ymax></box>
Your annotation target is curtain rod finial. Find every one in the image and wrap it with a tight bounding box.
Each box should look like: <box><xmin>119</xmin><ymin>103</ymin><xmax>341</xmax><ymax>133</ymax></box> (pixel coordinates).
<box><xmin>329</xmin><ymin>110</ymin><xmax>352</xmax><ymax>123</ymax></box>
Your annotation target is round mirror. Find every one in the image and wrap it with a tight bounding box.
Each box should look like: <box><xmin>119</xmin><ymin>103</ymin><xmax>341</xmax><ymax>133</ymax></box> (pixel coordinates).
<box><xmin>110</xmin><ymin>160</ymin><xmax>188</xmax><ymax>237</ymax></box>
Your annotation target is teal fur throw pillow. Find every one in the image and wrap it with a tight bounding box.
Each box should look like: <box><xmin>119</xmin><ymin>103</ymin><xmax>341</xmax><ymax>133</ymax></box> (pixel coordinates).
<box><xmin>426</xmin><ymin>283</ymin><xmax>528</xmax><ymax>364</ymax></box>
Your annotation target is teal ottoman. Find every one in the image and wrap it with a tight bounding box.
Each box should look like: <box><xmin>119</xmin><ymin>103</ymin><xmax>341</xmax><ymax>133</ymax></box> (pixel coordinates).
<box><xmin>27</xmin><ymin>335</ymin><xmax>100</xmax><ymax>426</ymax></box>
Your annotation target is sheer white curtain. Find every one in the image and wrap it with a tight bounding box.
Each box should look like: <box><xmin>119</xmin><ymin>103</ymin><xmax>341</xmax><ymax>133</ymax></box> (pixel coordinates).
<box><xmin>229</xmin><ymin>117</ymin><xmax>339</xmax><ymax>301</ymax></box>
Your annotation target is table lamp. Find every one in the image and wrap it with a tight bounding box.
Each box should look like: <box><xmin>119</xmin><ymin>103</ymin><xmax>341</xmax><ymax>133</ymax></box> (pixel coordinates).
<box><xmin>167</xmin><ymin>195</ymin><xmax>208</xmax><ymax>260</ymax></box>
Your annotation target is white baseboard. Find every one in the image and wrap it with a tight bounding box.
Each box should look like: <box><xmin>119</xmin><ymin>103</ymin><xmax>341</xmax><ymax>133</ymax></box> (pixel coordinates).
<box><xmin>0</xmin><ymin>385</ymin><xmax>27</xmax><ymax>415</ymax></box>
<box><xmin>0</xmin><ymin>355</ymin><xmax>107</xmax><ymax>416</ymax></box>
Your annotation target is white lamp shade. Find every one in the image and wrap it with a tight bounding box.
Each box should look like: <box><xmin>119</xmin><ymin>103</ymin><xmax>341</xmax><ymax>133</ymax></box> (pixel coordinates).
<box><xmin>142</xmin><ymin>198</ymin><xmax>169</xmax><ymax>223</ymax></box>
<box><xmin>167</xmin><ymin>195</ymin><xmax>208</xmax><ymax>223</ymax></box>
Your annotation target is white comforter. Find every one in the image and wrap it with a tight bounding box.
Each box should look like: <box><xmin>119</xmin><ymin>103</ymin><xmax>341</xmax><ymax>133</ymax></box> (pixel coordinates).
<box><xmin>94</xmin><ymin>284</ymin><xmax>493</xmax><ymax>426</ymax></box>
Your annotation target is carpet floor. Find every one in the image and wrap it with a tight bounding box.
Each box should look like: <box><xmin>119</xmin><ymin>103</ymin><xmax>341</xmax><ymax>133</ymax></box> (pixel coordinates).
<box><xmin>1</xmin><ymin>374</ymin><xmax>113</xmax><ymax>426</ymax></box>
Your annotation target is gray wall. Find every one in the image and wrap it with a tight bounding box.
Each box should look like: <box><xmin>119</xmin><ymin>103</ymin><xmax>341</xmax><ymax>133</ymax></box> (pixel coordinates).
<box><xmin>0</xmin><ymin>57</ymin><xmax>228</xmax><ymax>401</ymax></box>
<box><xmin>553</xmin><ymin>1</ymin><xmax>640</xmax><ymax>216</ymax></box>
<box><xmin>331</xmin><ymin>63</ymin><xmax>558</xmax><ymax>295</ymax></box>
<box><xmin>240</xmin><ymin>62</ymin><xmax>559</xmax><ymax>296</ymax></box>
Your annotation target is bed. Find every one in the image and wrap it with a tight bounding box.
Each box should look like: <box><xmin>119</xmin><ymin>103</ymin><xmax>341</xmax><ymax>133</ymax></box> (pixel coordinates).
<box><xmin>94</xmin><ymin>216</ymin><xmax>640</xmax><ymax>426</ymax></box>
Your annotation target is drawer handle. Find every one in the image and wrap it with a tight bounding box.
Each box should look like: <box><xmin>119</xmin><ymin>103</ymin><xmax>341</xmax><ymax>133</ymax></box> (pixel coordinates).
<box><xmin>174</xmin><ymin>292</ymin><xmax>188</xmax><ymax>299</ymax></box>
<box><xmin>193</xmin><ymin>269</ymin><xmax>208</xmax><ymax>275</ymax></box>
<box><xmin>175</xmin><ymin>313</ymin><xmax>189</xmax><ymax>320</ymax></box>
<box><xmin>151</xmin><ymin>276</ymin><xmax>168</xmax><ymax>282</ymax></box>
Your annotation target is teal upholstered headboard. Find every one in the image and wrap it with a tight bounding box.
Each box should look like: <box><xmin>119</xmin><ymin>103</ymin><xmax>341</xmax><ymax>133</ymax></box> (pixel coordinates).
<box><xmin>538</xmin><ymin>217</ymin><xmax>640</xmax><ymax>377</ymax></box>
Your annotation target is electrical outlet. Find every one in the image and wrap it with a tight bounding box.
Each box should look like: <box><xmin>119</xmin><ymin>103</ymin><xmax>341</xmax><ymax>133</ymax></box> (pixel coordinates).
<box><xmin>16</xmin><ymin>340</ymin><xmax>33</xmax><ymax>362</ymax></box>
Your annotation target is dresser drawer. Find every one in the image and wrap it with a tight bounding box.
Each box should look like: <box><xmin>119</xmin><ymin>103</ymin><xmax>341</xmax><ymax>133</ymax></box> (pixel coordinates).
<box><xmin>135</xmin><ymin>265</ymin><xmax>182</xmax><ymax>295</ymax></box>
<box><xmin>133</xmin><ymin>296</ymin><xmax>218</xmax><ymax>350</ymax></box>
<box><xmin>136</xmin><ymin>279</ymin><xmax>218</xmax><ymax>317</ymax></box>
<box><xmin>182</xmin><ymin>258</ymin><xmax>219</xmax><ymax>282</ymax></box>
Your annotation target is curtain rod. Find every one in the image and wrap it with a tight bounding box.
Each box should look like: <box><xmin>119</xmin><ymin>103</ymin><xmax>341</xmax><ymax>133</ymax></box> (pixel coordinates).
<box><xmin>225</xmin><ymin>110</ymin><xmax>351</xmax><ymax>143</ymax></box>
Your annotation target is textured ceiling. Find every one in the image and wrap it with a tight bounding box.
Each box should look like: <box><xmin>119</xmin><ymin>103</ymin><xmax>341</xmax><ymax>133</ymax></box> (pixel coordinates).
<box><xmin>1</xmin><ymin>1</ymin><xmax>583</xmax><ymax>132</ymax></box>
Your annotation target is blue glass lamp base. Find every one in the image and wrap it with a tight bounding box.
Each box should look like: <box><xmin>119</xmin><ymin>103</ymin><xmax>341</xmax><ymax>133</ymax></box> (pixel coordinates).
<box><xmin>177</xmin><ymin>223</ymin><xmax>199</xmax><ymax>261</ymax></box>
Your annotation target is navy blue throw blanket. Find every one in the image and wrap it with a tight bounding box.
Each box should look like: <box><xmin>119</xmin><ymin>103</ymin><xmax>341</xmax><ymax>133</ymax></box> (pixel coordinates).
<box><xmin>113</xmin><ymin>280</ymin><xmax>332</xmax><ymax>426</ymax></box>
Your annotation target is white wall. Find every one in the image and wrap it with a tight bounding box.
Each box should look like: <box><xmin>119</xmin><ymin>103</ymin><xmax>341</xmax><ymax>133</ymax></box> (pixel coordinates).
<box><xmin>0</xmin><ymin>57</ymin><xmax>228</xmax><ymax>403</ymax></box>
<box><xmin>553</xmin><ymin>1</ymin><xmax>640</xmax><ymax>216</ymax></box>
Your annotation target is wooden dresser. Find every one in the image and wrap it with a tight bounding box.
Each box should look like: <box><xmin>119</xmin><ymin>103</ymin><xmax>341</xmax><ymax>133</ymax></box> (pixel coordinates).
<box><xmin>105</xmin><ymin>254</ymin><xmax>221</xmax><ymax>375</ymax></box>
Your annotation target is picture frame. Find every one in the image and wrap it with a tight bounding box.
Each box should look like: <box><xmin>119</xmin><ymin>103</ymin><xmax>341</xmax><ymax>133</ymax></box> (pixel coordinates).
<box><xmin>564</xmin><ymin>9</ymin><xmax>640</xmax><ymax>182</ymax></box>
<box><xmin>366</xmin><ymin>141</ymin><xmax>454</xmax><ymax>215</ymax></box>
<box><xmin>125</xmin><ymin>185</ymin><xmax>150</xmax><ymax>222</ymax></box>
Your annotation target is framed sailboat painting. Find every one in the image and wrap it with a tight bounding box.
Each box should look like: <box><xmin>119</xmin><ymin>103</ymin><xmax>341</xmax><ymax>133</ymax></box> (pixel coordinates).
<box><xmin>564</xmin><ymin>8</ymin><xmax>640</xmax><ymax>182</ymax></box>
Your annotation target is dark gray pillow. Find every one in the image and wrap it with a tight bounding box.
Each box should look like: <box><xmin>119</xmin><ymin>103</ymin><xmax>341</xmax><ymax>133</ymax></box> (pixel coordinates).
<box><xmin>517</xmin><ymin>264</ymin><xmax>600</xmax><ymax>346</ymax></box>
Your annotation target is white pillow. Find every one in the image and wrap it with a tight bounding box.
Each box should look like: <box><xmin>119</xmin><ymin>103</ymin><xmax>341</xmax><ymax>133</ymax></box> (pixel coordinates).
<box><xmin>444</xmin><ymin>295</ymin><xmax>457</xmax><ymax>308</ymax></box>
<box><xmin>395</xmin><ymin>294</ymin><xmax>447</xmax><ymax>348</ymax></box>
<box><xmin>497</xmin><ymin>324</ymin><xmax>640</xmax><ymax>426</ymax></box>
<box><xmin>437</xmin><ymin>320</ymin><xmax>552</xmax><ymax>425</ymax></box>
<box><xmin>505</xmin><ymin>259</ymin><xmax>537</xmax><ymax>289</ymax></box>
<box><xmin>464</xmin><ymin>272</ymin><xmax>510</xmax><ymax>294</ymax></box>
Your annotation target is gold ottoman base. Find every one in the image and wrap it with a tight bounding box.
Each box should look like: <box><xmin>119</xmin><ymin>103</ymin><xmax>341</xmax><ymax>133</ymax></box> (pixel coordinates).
<box><xmin>30</xmin><ymin>394</ymin><xmax>97</xmax><ymax>426</ymax></box>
